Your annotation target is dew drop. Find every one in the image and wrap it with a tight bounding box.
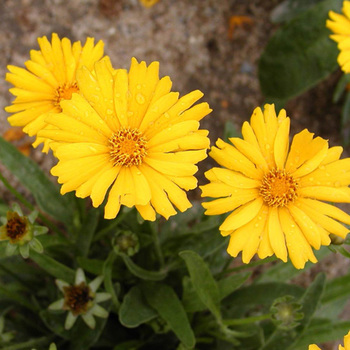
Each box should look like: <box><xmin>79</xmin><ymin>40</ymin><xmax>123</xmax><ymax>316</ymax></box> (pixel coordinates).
<box><xmin>335</xmin><ymin>181</ymin><xmax>341</xmax><ymax>187</ymax></box>
<box><xmin>115</xmin><ymin>93</ymin><xmax>121</xmax><ymax>98</ymax></box>
<box><xmin>255</xmin><ymin>223</ymin><xmax>259</xmax><ymax>228</ymax></box>
<box><xmin>136</xmin><ymin>84</ymin><xmax>142</xmax><ymax>90</ymax></box>
<box><xmin>265</xmin><ymin>144</ymin><xmax>270</xmax><ymax>150</ymax></box>
<box><xmin>106</xmin><ymin>109</ymin><xmax>113</xmax><ymax>115</ymax></box>
<box><xmin>309</xmin><ymin>177</ymin><xmax>314</xmax><ymax>182</ymax></box>
<box><xmin>127</xmin><ymin>111</ymin><xmax>134</xmax><ymax>117</ymax></box>
<box><xmin>164</xmin><ymin>112</ymin><xmax>170</xmax><ymax>119</ymax></box>
<box><xmin>136</xmin><ymin>93</ymin><xmax>145</xmax><ymax>105</ymax></box>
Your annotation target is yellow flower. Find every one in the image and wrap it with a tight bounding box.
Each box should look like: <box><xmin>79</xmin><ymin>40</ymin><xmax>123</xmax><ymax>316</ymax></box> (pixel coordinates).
<box><xmin>139</xmin><ymin>0</ymin><xmax>160</xmax><ymax>7</ymax></box>
<box><xmin>309</xmin><ymin>330</ymin><xmax>350</xmax><ymax>349</ymax></box>
<box><xmin>38</xmin><ymin>58</ymin><xmax>211</xmax><ymax>220</ymax></box>
<box><xmin>5</xmin><ymin>33</ymin><xmax>107</xmax><ymax>152</ymax></box>
<box><xmin>201</xmin><ymin>104</ymin><xmax>350</xmax><ymax>269</ymax></box>
<box><xmin>326</xmin><ymin>1</ymin><xmax>350</xmax><ymax>73</ymax></box>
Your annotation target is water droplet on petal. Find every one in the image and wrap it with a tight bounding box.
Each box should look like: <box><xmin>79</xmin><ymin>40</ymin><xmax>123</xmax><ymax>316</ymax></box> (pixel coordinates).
<box><xmin>106</xmin><ymin>109</ymin><xmax>113</xmax><ymax>115</ymax></box>
<box><xmin>136</xmin><ymin>84</ymin><xmax>142</xmax><ymax>90</ymax></box>
<box><xmin>136</xmin><ymin>93</ymin><xmax>145</xmax><ymax>104</ymax></box>
<box><xmin>265</xmin><ymin>144</ymin><xmax>270</xmax><ymax>150</ymax></box>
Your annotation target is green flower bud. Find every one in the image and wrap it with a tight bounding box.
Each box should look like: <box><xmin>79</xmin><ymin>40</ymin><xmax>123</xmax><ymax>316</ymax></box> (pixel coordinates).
<box><xmin>270</xmin><ymin>295</ymin><xmax>303</xmax><ymax>330</ymax></box>
<box><xmin>112</xmin><ymin>230</ymin><xmax>139</xmax><ymax>256</ymax></box>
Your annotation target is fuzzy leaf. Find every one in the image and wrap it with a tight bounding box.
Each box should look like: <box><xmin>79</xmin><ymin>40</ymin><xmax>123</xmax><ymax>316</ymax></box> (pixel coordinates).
<box><xmin>259</xmin><ymin>0</ymin><xmax>342</xmax><ymax>102</ymax></box>
<box><xmin>0</xmin><ymin>136</ymin><xmax>75</xmax><ymax>226</ymax></box>
<box><xmin>179</xmin><ymin>250</ymin><xmax>221</xmax><ymax>321</ymax></box>
<box><xmin>119</xmin><ymin>285</ymin><xmax>157</xmax><ymax>328</ymax></box>
<box><xmin>143</xmin><ymin>282</ymin><xmax>195</xmax><ymax>349</ymax></box>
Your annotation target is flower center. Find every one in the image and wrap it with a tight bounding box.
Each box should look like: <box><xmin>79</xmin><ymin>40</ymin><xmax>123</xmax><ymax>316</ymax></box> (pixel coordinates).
<box><xmin>109</xmin><ymin>127</ymin><xmax>147</xmax><ymax>167</ymax></box>
<box><xmin>6</xmin><ymin>213</ymin><xmax>28</xmax><ymax>243</ymax></box>
<box><xmin>54</xmin><ymin>82</ymin><xmax>79</xmax><ymax>109</ymax></box>
<box><xmin>259</xmin><ymin>168</ymin><xmax>299</xmax><ymax>207</ymax></box>
<box><xmin>63</xmin><ymin>282</ymin><xmax>94</xmax><ymax>316</ymax></box>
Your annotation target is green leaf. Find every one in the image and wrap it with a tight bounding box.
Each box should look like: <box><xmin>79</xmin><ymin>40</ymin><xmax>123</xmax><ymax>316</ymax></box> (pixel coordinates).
<box><xmin>3</xmin><ymin>336</ymin><xmax>54</xmax><ymax>350</ymax></box>
<box><xmin>182</xmin><ymin>272</ymin><xmax>251</xmax><ymax>313</ymax></box>
<box><xmin>179</xmin><ymin>250</ymin><xmax>221</xmax><ymax>321</ymax></box>
<box><xmin>77</xmin><ymin>257</ymin><xmax>104</xmax><ymax>275</ymax></box>
<box><xmin>270</xmin><ymin>0</ymin><xmax>324</xmax><ymax>23</ymax></box>
<box><xmin>76</xmin><ymin>208</ymin><xmax>100</xmax><ymax>257</ymax></box>
<box><xmin>30</xmin><ymin>250</ymin><xmax>75</xmax><ymax>284</ymax></box>
<box><xmin>119</xmin><ymin>285</ymin><xmax>157</xmax><ymax>328</ymax></box>
<box><xmin>0</xmin><ymin>136</ymin><xmax>75</xmax><ymax>226</ymax></box>
<box><xmin>259</xmin><ymin>0</ymin><xmax>342</xmax><ymax>101</ymax></box>
<box><xmin>143</xmin><ymin>282</ymin><xmax>196</xmax><ymax>349</ymax></box>
<box><xmin>333</xmin><ymin>73</ymin><xmax>350</xmax><ymax>103</ymax></box>
<box><xmin>293</xmin><ymin>319</ymin><xmax>350</xmax><ymax>349</ymax></box>
<box><xmin>218</xmin><ymin>272</ymin><xmax>251</xmax><ymax>300</ymax></box>
<box><xmin>113</xmin><ymin>340</ymin><xmax>144</xmax><ymax>350</ymax></box>
<box><xmin>118</xmin><ymin>252</ymin><xmax>167</xmax><ymax>281</ymax></box>
<box><xmin>223</xmin><ymin>121</ymin><xmax>241</xmax><ymax>141</ymax></box>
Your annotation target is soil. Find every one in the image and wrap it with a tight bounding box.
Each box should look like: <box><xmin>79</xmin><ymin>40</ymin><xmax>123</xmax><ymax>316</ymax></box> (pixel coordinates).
<box><xmin>0</xmin><ymin>1</ymin><xmax>349</xmax><ymax>349</ymax></box>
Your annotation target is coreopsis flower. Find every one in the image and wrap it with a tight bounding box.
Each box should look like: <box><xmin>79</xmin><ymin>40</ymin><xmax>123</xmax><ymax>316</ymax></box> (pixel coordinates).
<box><xmin>326</xmin><ymin>1</ymin><xmax>350</xmax><ymax>73</ymax></box>
<box><xmin>201</xmin><ymin>104</ymin><xmax>350</xmax><ymax>269</ymax></box>
<box><xmin>48</xmin><ymin>268</ymin><xmax>111</xmax><ymax>330</ymax></box>
<box><xmin>38</xmin><ymin>57</ymin><xmax>211</xmax><ymax>220</ymax></box>
<box><xmin>5</xmin><ymin>33</ymin><xmax>107</xmax><ymax>152</ymax></box>
<box><xmin>0</xmin><ymin>203</ymin><xmax>48</xmax><ymax>259</ymax></box>
<box><xmin>309</xmin><ymin>330</ymin><xmax>350</xmax><ymax>349</ymax></box>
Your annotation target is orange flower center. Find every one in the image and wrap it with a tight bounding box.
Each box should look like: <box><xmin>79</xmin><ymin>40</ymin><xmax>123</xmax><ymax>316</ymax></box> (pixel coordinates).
<box><xmin>6</xmin><ymin>213</ymin><xmax>28</xmax><ymax>243</ymax></box>
<box><xmin>109</xmin><ymin>127</ymin><xmax>147</xmax><ymax>167</ymax></box>
<box><xmin>63</xmin><ymin>282</ymin><xmax>94</xmax><ymax>316</ymax></box>
<box><xmin>54</xmin><ymin>82</ymin><xmax>79</xmax><ymax>109</ymax></box>
<box><xmin>259</xmin><ymin>168</ymin><xmax>299</xmax><ymax>207</ymax></box>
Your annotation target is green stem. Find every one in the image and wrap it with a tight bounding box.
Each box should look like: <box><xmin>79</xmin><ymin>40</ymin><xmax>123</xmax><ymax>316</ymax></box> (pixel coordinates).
<box><xmin>93</xmin><ymin>210</ymin><xmax>128</xmax><ymax>242</ymax></box>
<box><xmin>219</xmin><ymin>256</ymin><xmax>278</xmax><ymax>276</ymax></box>
<box><xmin>150</xmin><ymin>221</ymin><xmax>164</xmax><ymax>268</ymax></box>
<box><xmin>223</xmin><ymin>313</ymin><xmax>271</xmax><ymax>326</ymax></box>
<box><xmin>0</xmin><ymin>172</ymin><xmax>66</xmax><ymax>237</ymax></box>
<box><xmin>0</xmin><ymin>263</ymin><xmax>32</xmax><ymax>290</ymax></box>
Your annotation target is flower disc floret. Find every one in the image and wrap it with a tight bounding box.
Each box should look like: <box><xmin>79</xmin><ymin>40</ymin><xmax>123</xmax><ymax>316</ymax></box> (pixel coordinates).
<box><xmin>201</xmin><ymin>104</ymin><xmax>350</xmax><ymax>269</ymax></box>
<box><xmin>109</xmin><ymin>127</ymin><xmax>147</xmax><ymax>167</ymax></box>
<box><xmin>260</xmin><ymin>168</ymin><xmax>299</xmax><ymax>207</ymax></box>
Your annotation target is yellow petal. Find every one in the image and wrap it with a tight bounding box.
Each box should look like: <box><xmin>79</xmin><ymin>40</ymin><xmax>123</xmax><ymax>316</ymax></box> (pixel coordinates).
<box><xmin>210</xmin><ymin>139</ymin><xmax>262</xmax><ymax>179</ymax></box>
<box><xmin>299</xmin><ymin>186</ymin><xmax>350</xmax><ymax>202</ymax></box>
<box><xmin>55</xmin><ymin>143</ymin><xmax>109</xmax><ymax>160</ymax></box>
<box><xmin>268</xmin><ymin>207</ymin><xmax>287</xmax><ymax>262</ymax></box>
<box><xmin>273</xmin><ymin>117</ymin><xmax>290</xmax><ymax>169</ymax></box>
<box><xmin>297</xmin><ymin>199</ymin><xmax>349</xmax><ymax>239</ymax></box>
<box><xmin>206</xmin><ymin>168</ymin><xmax>260</xmax><ymax>188</ymax></box>
<box><xmin>279</xmin><ymin>207</ymin><xmax>317</xmax><ymax>269</ymax></box>
<box><xmin>288</xmin><ymin>204</ymin><xmax>321</xmax><ymax>249</ymax></box>
<box><xmin>135</xmin><ymin>203</ymin><xmax>156</xmax><ymax>221</ymax></box>
<box><xmin>219</xmin><ymin>198</ymin><xmax>263</xmax><ymax>232</ymax></box>
<box><xmin>91</xmin><ymin>166</ymin><xmax>121</xmax><ymax>207</ymax></box>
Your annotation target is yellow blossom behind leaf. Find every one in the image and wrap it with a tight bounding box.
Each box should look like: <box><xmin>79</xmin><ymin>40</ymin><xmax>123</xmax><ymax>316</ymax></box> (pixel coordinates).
<box><xmin>201</xmin><ymin>104</ymin><xmax>350</xmax><ymax>269</ymax></box>
<box><xmin>5</xmin><ymin>33</ymin><xmax>108</xmax><ymax>152</ymax></box>
<box><xmin>326</xmin><ymin>1</ymin><xmax>350</xmax><ymax>73</ymax></box>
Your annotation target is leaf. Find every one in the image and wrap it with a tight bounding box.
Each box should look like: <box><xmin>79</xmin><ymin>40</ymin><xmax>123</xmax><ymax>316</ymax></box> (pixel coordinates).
<box><xmin>293</xmin><ymin>319</ymin><xmax>350</xmax><ymax>349</ymax></box>
<box><xmin>113</xmin><ymin>340</ymin><xmax>144</xmax><ymax>350</ymax></box>
<box><xmin>182</xmin><ymin>272</ymin><xmax>251</xmax><ymax>313</ymax></box>
<box><xmin>259</xmin><ymin>0</ymin><xmax>342</xmax><ymax>101</ymax></box>
<box><xmin>333</xmin><ymin>73</ymin><xmax>350</xmax><ymax>103</ymax></box>
<box><xmin>30</xmin><ymin>250</ymin><xmax>75</xmax><ymax>284</ymax></box>
<box><xmin>143</xmin><ymin>282</ymin><xmax>196</xmax><ymax>349</ymax></box>
<box><xmin>0</xmin><ymin>136</ymin><xmax>75</xmax><ymax>226</ymax></box>
<box><xmin>119</xmin><ymin>285</ymin><xmax>157</xmax><ymax>328</ymax></box>
<box><xmin>223</xmin><ymin>121</ymin><xmax>241</xmax><ymax>141</ymax></box>
<box><xmin>118</xmin><ymin>252</ymin><xmax>167</xmax><ymax>281</ymax></box>
<box><xmin>76</xmin><ymin>208</ymin><xmax>100</xmax><ymax>257</ymax></box>
<box><xmin>218</xmin><ymin>272</ymin><xmax>251</xmax><ymax>300</ymax></box>
<box><xmin>77</xmin><ymin>257</ymin><xmax>104</xmax><ymax>275</ymax></box>
<box><xmin>270</xmin><ymin>0</ymin><xmax>324</xmax><ymax>23</ymax></box>
<box><xmin>179</xmin><ymin>250</ymin><xmax>221</xmax><ymax>321</ymax></box>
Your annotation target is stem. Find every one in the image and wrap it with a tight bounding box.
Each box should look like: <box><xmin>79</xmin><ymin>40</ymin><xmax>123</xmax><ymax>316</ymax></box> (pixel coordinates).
<box><xmin>93</xmin><ymin>210</ymin><xmax>128</xmax><ymax>242</ymax></box>
<box><xmin>150</xmin><ymin>221</ymin><xmax>164</xmax><ymax>267</ymax></box>
<box><xmin>0</xmin><ymin>172</ymin><xmax>66</xmax><ymax>237</ymax></box>
<box><xmin>219</xmin><ymin>256</ymin><xmax>278</xmax><ymax>276</ymax></box>
<box><xmin>0</xmin><ymin>263</ymin><xmax>32</xmax><ymax>290</ymax></box>
<box><xmin>5</xmin><ymin>335</ymin><xmax>55</xmax><ymax>350</ymax></box>
<box><xmin>223</xmin><ymin>313</ymin><xmax>271</xmax><ymax>326</ymax></box>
